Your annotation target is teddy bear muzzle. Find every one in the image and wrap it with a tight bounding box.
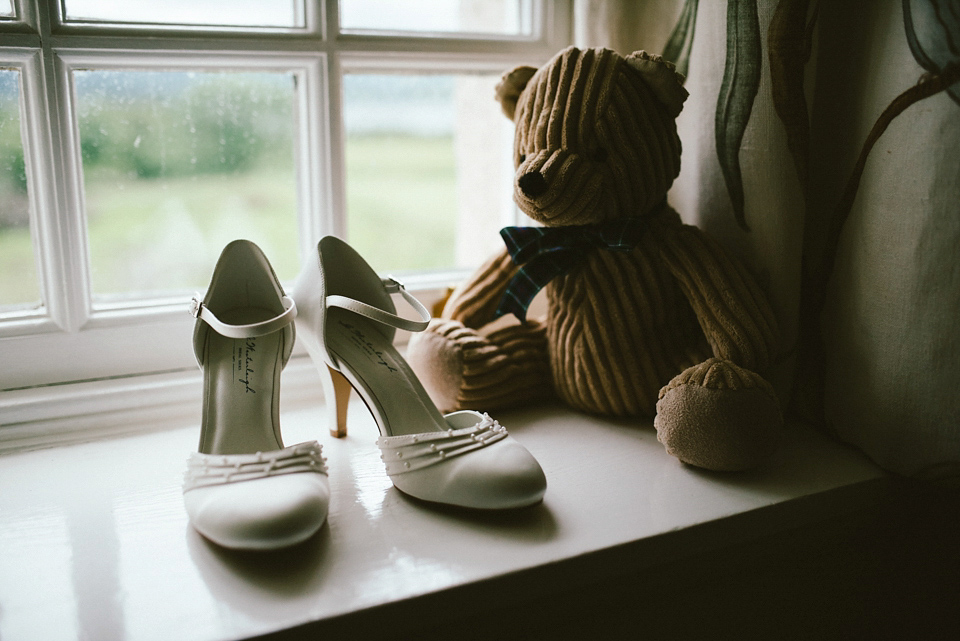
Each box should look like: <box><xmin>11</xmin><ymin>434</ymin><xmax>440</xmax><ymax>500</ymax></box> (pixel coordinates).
<box><xmin>514</xmin><ymin>148</ymin><xmax>607</xmax><ymax>225</ymax></box>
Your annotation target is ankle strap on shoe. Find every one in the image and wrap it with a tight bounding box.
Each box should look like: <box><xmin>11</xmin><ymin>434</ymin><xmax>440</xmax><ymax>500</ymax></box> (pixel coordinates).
<box><xmin>190</xmin><ymin>294</ymin><xmax>297</xmax><ymax>339</ymax></box>
<box><xmin>326</xmin><ymin>276</ymin><xmax>431</xmax><ymax>333</ymax></box>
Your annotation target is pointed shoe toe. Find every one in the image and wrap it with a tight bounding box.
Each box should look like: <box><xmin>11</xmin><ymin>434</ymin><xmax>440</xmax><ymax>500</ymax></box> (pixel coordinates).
<box><xmin>185</xmin><ymin>472</ymin><xmax>330</xmax><ymax>550</ymax></box>
<box><xmin>449</xmin><ymin>438</ymin><xmax>547</xmax><ymax>509</ymax></box>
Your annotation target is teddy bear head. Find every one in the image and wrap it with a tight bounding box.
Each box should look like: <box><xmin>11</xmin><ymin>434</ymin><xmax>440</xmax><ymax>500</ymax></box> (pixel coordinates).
<box><xmin>496</xmin><ymin>46</ymin><xmax>688</xmax><ymax>226</ymax></box>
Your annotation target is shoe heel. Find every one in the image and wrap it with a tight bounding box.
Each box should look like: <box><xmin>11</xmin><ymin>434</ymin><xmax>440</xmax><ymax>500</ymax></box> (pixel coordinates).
<box><xmin>320</xmin><ymin>364</ymin><xmax>352</xmax><ymax>438</ymax></box>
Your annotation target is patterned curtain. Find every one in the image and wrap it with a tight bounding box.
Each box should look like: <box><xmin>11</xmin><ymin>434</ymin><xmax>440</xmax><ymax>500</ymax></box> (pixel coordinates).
<box><xmin>575</xmin><ymin>0</ymin><xmax>960</xmax><ymax>481</ymax></box>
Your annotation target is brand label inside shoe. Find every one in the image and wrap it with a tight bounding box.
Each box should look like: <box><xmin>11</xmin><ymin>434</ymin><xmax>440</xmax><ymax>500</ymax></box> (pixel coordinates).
<box><xmin>233</xmin><ymin>337</ymin><xmax>258</xmax><ymax>394</ymax></box>
<box><xmin>339</xmin><ymin>320</ymin><xmax>398</xmax><ymax>373</ymax></box>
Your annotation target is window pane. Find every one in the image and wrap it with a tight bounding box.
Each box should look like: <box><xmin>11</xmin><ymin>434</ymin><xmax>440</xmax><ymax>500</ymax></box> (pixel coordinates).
<box><xmin>343</xmin><ymin>73</ymin><xmax>515</xmax><ymax>274</ymax></box>
<box><xmin>75</xmin><ymin>70</ymin><xmax>299</xmax><ymax>300</ymax></box>
<box><xmin>0</xmin><ymin>69</ymin><xmax>41</xmax><ymax>311</ymax></box>
<box><xmin>63</xmin><ymin>0</ymin><xmax>304</xmax><ymax>29</ymax></box>
<box><xmin>1</xmin><ymin>0</ymin><xmax>14</xmax><ymax>19</ymax></box>
<box><xmin>340</xmin><ymin>0</ymin><xmax>532</xmax><ymax>36</ymax></box>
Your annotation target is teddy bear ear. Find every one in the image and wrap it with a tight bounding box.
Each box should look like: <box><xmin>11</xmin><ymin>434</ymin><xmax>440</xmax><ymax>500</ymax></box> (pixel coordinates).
<box><xmin>495</xmin><ymin>65</ymin><xmax>537</xmax><ymax>120</ymax></box>
<box><xmin>624</xmin><ymin>50</ymin><xmax>689</xmax><ymax>118</ymax></box>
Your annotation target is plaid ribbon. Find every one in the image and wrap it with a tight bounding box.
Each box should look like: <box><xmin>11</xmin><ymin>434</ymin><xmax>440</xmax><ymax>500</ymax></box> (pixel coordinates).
<box><xmin>493</xmin><ymin>208</ymin><xmax>658</xmax><ymax>322</ymax></box>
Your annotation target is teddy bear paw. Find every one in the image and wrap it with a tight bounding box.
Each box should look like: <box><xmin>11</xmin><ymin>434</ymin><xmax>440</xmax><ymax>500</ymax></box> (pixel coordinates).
<box><xmin>654</xmin><ymin>359</ymin><xmax>783</xmax><ymax>471</ymax></box>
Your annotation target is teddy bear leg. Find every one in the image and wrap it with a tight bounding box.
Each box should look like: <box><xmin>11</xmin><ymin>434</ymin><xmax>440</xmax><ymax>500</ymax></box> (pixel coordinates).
<box><xmin>654</xmin><ymin>358</ymin><xmax>783</xmax><ymax>471</ymax></box>
<box><xmin>406</xmin><ymin>318</ymin><xmax>553</xmax><ymax>413</ymax></box>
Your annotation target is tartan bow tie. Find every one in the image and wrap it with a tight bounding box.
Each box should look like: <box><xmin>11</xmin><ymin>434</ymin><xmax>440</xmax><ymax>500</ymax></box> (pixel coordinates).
<box><xmin>493</xmin><ymin>209</ymin><xmax>657</xmax><ymax>322</ymax></box>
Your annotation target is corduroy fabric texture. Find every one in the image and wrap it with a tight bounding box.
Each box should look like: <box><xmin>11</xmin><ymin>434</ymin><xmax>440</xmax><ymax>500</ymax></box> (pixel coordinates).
<box><xmin>407</xmin><ymin>318</ymin><xmax>552</xmax><ymax>413</ymax></box>
<box><xmin>512</xmin><ymin>47</ymin><xmax>683</xmax><ymax>226</ymax></box>
<box><xmin>657</xmin><ymin>223</ymin><xmax>780</xmax><ymax>372</ymax></box>
<box><xmin>442</xmin><ymin>248</ymin><xmax>518</xmax><ymax>328</ymax></box>
<box><xmin>544</xmin><ymin>206</ymin><xmax>779</xmax><ymax>416</ymax></box>
<box><xmin>659</xmin><ymin>357</ymin><xmax>778</xmax><ymax>399</ymax></box>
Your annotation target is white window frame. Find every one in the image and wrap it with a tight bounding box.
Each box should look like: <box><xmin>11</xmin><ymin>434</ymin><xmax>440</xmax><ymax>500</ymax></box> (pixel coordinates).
<box><xmin>0</xmin><ymin>0</ymin><xmax>571</xmax><ymax>447</ymax></box>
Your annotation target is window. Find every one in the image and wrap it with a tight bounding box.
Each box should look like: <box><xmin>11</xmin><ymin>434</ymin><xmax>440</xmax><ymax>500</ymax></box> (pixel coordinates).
<box><xmin>75</xmin><ymin>69</ymin><xmax>301</xmax><ymax>298</ymax></box>
<box><xmin>340</xmin><ymin>0</ymin><xmax>533</xmax><ymax>35</ymax></box>
<box><xmin>0</xmin><ymin>1</ymin><xmax>571</xmax><ymax>431</ymax></box>
<box><xmin>62</xmin><ymin>0</ymin><xmax>304</xmax><ymax>29</ymax></box>
<box><xmin>0</xmin><ymin>67</ymin><xmax>38</xmax><ymax>310</ymax></box>
<box><xmin>342</xmin><ymin>71</ymin><xmax>515</xmax><ymax>273</ymax></box>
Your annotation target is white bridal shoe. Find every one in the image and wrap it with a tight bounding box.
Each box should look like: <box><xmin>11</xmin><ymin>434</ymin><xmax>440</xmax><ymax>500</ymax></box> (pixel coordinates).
<box><xmin>293</xmin><ymin>236</ymin><xmax>547</xmax><ymax>509</ymax></box>
<box><xmin>184</xmin><ymin>240</ymin><xmax>330</xmax><ymax>550</ymax></box>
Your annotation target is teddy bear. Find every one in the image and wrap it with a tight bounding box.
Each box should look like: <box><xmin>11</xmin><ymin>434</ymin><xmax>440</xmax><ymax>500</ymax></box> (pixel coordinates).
<box><xmin>406</xmin><ymin>46</ymin><xmax>783</xmax><ymax>471</ymax></box>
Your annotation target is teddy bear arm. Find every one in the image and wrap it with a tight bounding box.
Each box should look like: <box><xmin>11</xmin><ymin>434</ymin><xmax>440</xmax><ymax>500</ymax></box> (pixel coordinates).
<box><xmin>406</xmin><ymin>317</ymin><xmax>553</xmax><ymax>413</ymax></box>
<box><xmin>440</xmin><ymin>246</ymin><xmax>519</xmax><ymax>328</ymax></box>
<box><xmin>658</xmin><ymin>226</ymin><xmax>780</xmax><ymax>372</ymax></box>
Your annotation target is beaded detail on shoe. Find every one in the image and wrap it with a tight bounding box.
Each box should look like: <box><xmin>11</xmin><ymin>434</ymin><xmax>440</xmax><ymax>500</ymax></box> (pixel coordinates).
<box><xmin>184</xmin><ymin>441</ymin><xmax>327</xmax><ymax>492</ymax></box>
<box><xmin>377</xmin><ymin>413</ymin><xmax>508</xmax><ymax>476</ymax></box>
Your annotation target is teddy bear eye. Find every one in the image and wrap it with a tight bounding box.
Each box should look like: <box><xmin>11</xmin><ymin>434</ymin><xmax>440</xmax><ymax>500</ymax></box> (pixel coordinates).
<box><xmin>593</xmin><ymin>148</ymin><xmax>608</xmax><ymax>162</ymax></box>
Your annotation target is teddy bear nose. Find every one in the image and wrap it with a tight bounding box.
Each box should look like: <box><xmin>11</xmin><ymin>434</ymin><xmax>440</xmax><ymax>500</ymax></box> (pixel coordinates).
<box><xmin>518</xmin><ymin>171</ymin><xmax>548</xmax><ymax>198</ymax></box>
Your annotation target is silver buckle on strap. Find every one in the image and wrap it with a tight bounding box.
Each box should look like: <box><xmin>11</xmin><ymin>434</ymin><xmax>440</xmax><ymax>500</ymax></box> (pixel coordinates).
<box><xmin>189</xmin><ymin>294</ymin><xmax>204</xmax><ymax>319</ymax></box>
<box><xmin>382</xmin><ymin>276</ymin><xmax>405</xmax><ymax>294</ymax></box>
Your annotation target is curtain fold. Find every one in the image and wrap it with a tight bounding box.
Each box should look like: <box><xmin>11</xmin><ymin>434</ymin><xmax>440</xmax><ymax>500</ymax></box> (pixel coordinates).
<box><xmin>575</xmin><ymin>0</ymin><xmax>960</xmax><ymax>480</ymax></box>
<box><xmin>813</xmin><ymin>1</ymin><xmax>960</xmax><ymax>480</ymax></box>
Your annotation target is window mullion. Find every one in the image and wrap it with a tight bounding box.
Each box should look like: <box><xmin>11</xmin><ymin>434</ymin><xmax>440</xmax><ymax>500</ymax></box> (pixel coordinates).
<box><xmin>321</xmin><ymin>0</ymin><xmax>346</xmax><ymax>242</ymax></box>
<box><xmin>22</xmin><ymin>1</ymin><xmax>92</xmax><ymax>332</ymax></box>
<box><xmin>308</xmin><ymin>0</ymin><xmax>323</xmax><ymax>36</ymax></box>
<box><xmin>294</xmin><ymin>55</ymin><xmax>337</xmax><ymax>259</ymax></box>
<box><xmin>13</xmin><ymin>0</ymin><xmax>38</xmax><ymax>30</ymax></box>
<box><xmin>542</xmin><ymin>0</ymin><xmax>573</xmax><ymax>54</ymax></box>
<box><xmin>50</xmin><ymin>51</ymin><xmax>95</xmax><ymax>332</ymax></box>
<box><xmin>322</xmin><ymin>52</ymin><xmax>346</xmax><ymax>242</ymax></box>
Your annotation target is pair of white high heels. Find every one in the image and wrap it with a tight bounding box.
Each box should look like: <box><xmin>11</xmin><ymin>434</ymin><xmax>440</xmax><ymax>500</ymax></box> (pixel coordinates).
<box><xmin>183</xmin><ymin>237</ymin><xmax>547</xmax><ymax>550</ymax></box>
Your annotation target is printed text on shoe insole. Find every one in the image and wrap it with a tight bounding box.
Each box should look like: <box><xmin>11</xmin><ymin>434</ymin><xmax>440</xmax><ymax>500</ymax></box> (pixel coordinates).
<box><xmin>339</xmin><ymin>320</ymin><xmax>399</xmax><ymax>373</ymax></box>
